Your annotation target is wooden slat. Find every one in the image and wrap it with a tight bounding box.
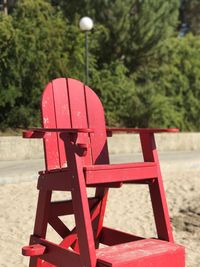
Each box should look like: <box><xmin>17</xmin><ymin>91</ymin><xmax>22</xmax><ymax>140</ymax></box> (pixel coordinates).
<box><xmin>87</xmin><ymin>182</ymin><xmax>122</xmax><ymax>188</ymax></box>
<box><xmin>48</xmin><ymin>217</ymin><xmax>71</xmax><ymax>239</ymax></box>
<box><xmin>96</xmin><ymin>238</ymin><xmax>185</xmax><ymax>267</ymax></box>
<box><xmin>67</xmin><ymin>78</ymin><xmax>91</xmax><ymax>165</ymax></box>
<box><xmin>106</xmin><ymin>127</ymin><xmax>179</xmax><ymax>134</ymax></box>
<box><xmin>85</xmin><ymin>162</ymin><xmax>156</xmax><ymax>171</ymax></box>
<box><xmin>85</xmin><ymin>85</ymin><xmax>112</xmax><ymax>246</ymax></box>
<box><xmin>41</xmin><ymin>82</ymin><xmax>60</xmax><ymax>170</ymax></box>
<box><xmin>100</xmin><ymin>227</ymin><xmax>144</xmax><ymax>246</ymax></box>
<box><xmin>37</xmin><ymin>170</ymin><xmax>72</xmax><ymax>191</ymax></box>
<box><xmin>85</xmin><ymin>163</ymin><xmax>158</xmax><ymax>185</ymax></box>
<box><xmin>52</xmin><ymin>78</ymin><xmax>71</xmax><ymax>169</ymax></box>
<box><xmin>59</xmin><ymin>227</ymin><xmax>78</xmax><ymax>249</ymax></box>
<box><xmin>85</xmin><ymin>85</ymin><xmax>109</xmax><ymax>165</ymax></box>
<box><xmin>49</xmin><ymin>197</ymin><xmax>99</xmax><ymax>217</ymax></box>
<box><xmin>30</xmin><ymin>235</ymin><xmax>81</xmax><ymax>267</ymax></box>
<box><xmin>64</xmin><ymin>140</ymin><xmax>97</xmax><ymax>267</ymax></box>
<box><xmin>33</xmin><ymin>191</ymin><xmax>52</xmax><ymax>238</ymax></box>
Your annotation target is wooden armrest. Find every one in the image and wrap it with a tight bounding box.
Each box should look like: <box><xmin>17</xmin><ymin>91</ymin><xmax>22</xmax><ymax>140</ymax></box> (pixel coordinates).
<box><xmin>23</xmin><ymin>128</ymin><xmax>94</xmax><ymax>138</ymax></box>
<box><xmin>106</xmin><ymin>127</ymin><xmax>179</xmax><ymax>136</ymax></box>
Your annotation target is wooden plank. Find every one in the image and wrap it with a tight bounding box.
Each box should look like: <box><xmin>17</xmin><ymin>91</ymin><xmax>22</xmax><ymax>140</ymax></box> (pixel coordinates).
<box><xmin>106</xmin><ymin>127</ymin><xmax>179</xmax><ymax>134</ymax></box>
<box><xmin>85</xmin><ymin>164</ymin><xmax>158</xmax><ymax>185</ymax></box>
<box><xmin>33</xmin><ymin>190</ymin><xmax>52</xmax><ymax>238</ymax></box>
<box><xmin>48</xmin><ymin>216</ymin><xmax>71</xmax><ymax>239</ymax></box>
<box><xmin>63</xmin><ymin>134</ymin><xmax>96</xmax><ymax>267</ymax></box>
<box><xmin>140</xmin><ymin>133</ymin><xmax>174</xmax><ymax>242</ymax></box>
<box><xmin>30</xmin><ymin>235</ymin><xmax>81</xmax><ymax>267</ymax></box>
<box><xmin>37</xmin><ymin>170</ymin><xmax>72</xmax><ymax>191</ymax></box>
<box><xmin>84</xmin><ymin>85</ymin><xmax>110</xmax><ymax>247</ymax></box>
<box><xmin>67</xmin><ymin>78</ymin><xmax>91</xmax><ymax>165</ymax></box>
<box><xmin>85</xmin><ymin>162</ymin><xmax>156</xmax><ymax>171</ymax></box>
<box><xmin>100</xmin><ymin>227</ymin><xmax>144</xmax><ymax>246</ymax></box>
<box><xmin>85</xmin><ymin>85</ymin><xmax>109</xmax><ymax>165</ymax></box>
<box><xmin>49</xmin><ymin>197</ymin><xmax>99</xmax><ymax>217</ymax></box>
<box><xmin>41</xmin><ymin>81</ymin><xmax>60</xmax><ymax>170</ymax></box>
<box><xmin>96</xmin><ymin>239</ymin><xmax>185</xmax><ymax>267</ymax></box>
<box><xmin>29</xmin><ymin>190</ymin><xmax>52</xmax><ymax>267</ymax></box>
<box><xmin>52</xmin><ymin>78</ymin><xmax>71</xmax><ymax>169</ymax></box>
<box><xmin>59</xmin><ymin>227</ymin><xmax>79</xmax><ymax>252</ymax></box>
<box><xmin>87</xmin><ymin>183</ymin><xmax>122</xmax><ymax>188</ymax></box>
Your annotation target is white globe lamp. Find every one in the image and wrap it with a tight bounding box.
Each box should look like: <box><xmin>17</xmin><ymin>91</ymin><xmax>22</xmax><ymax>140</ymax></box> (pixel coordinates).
<box><xmin>79</xmin><ymin>17</ymin><xmax>94</xmax><ymax>85</ymax></box>
<box><xmin>79</xmin><ymin>17</ymin><xmax>94</xmax><ymax>31</ymax></box>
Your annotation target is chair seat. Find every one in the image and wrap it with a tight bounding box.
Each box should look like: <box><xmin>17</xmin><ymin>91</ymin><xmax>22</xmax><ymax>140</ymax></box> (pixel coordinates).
<box><xmin>84</xmin><ymin>162</ymin><xmax>158</xmax><ymax>185</ymax></box>
<box><xmin>38</xmin><ymin>162</ymin><xmax>159</xmax><ymax>191</ymax></box>
<box><xmin>96</xmin><ymin>239</ymin><xmax>185</xmax><ymax>267</ymax></box>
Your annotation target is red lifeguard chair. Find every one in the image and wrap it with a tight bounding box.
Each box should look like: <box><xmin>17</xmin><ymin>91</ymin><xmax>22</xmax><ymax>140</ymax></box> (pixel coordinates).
<box><xmin>22</xmin><ymin>78</ymin><xmax>185</xmax><ymax>267</ymax></box>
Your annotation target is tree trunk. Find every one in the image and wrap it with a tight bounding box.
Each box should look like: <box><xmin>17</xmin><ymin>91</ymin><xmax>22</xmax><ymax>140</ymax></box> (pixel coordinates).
<box><xmin>3</xmin><ymin>0</ymin><xmax>8</xmax><ymax>15</ymax></box>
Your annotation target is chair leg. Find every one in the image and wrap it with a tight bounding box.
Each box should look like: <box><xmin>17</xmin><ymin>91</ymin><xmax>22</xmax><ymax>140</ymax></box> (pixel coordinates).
<box><xmin>29</xmin><ymin>190</ymin><xmax>52</xmax><ymax>267</ymax></box>
<box><xmin>70</xmin><ymin>154</ymin><xmax>97</xmax><ymax>267</ymax></box>
<box><xmin>63</xmin><ymin>138</ymin><xmax>96</xmax><ymax>267</ymax></box>
<box><xmin>149</xmin><ymin>177</ymin><xmax>173</xmax><ymax>241</ymax></box>
<box><xmin>29</xmin><ymin>258</ymin><xmax>43</xmax><ymax>267</ymax></box>
<box><xmin>140</xmin><ymin>132</ymin><xmax>173</xmax><ymax>242</ymax></box>
<box><xmin>93</xmin><ymin>187</ymin><xmax>109</xmax><ymax>248</ymax></box>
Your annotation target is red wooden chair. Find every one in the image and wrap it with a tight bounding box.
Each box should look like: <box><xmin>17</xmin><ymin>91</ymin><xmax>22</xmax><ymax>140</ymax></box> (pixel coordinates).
<box><xmin>22</xmin><ymin>78</ymin><xmax>185</xmax><ymax>267</ymax></box>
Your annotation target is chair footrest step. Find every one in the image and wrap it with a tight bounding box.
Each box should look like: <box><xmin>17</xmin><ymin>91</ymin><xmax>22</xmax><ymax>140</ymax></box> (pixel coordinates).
<box><xmin>22</xmin><ymin>244</ymin><xmax>46</xmax><ymax>256</ymax></box>
<box><xmin>96</xmin><ymin>239</ymin><xmax>185</xmax><ymax>267</ymax></box>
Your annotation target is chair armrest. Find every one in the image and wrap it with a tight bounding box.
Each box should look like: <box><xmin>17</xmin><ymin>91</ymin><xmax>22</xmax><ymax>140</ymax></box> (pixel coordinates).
<box><xmin>106</xmin><ymin>127</ymin><xmax>179</xmax><ymax>137</ymax></box>
<box><xmin>23</xmin><ymin>128</ymin><xmax>94</xmax><ymax>138</ymax></box>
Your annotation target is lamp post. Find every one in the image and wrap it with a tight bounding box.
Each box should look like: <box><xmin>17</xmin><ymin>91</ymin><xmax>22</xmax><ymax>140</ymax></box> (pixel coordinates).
<box><xmin>79</xmin><ymin>16</ymin><xmax>94</xmax><ymax>85</ymax></box>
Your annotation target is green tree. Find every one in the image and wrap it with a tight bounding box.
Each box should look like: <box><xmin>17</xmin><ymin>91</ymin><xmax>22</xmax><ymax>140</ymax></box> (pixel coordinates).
<box><xmin>0</xmin><ymin>13</ymin><xmax>20</xmax><ymax>128</ymax></box>
<box><xmin>91</xmin><ymin>61</ymin><xmax>137</xmax><ymax>126</ymax></box>
<box><xmin>50</xmin><ymin>0</ymin><xmax>180</xmax><ymax>72</ymax></box>
<box><xmin>0</xmin><ymin>0</ymin><xmax>86</xmax><ymax>129</ymax></box>
<box><xmin>134</xmin><ymin>34</ymin><xmax>200</xmax><ymax>130</ymax></box>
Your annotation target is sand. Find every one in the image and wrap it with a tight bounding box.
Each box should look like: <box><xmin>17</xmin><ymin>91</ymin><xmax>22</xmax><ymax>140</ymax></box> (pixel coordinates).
<box><xmin>0</xmin><ymin>154</ymin><xmax>200</xmax><ymax>267</ymax></box>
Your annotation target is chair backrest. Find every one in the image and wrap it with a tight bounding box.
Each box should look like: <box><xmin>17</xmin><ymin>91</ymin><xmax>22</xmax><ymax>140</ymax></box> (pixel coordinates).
<box><xmin>41</xmin><ymin>78</ymin><xmax>109</xmax><ymax>171</ymax></box>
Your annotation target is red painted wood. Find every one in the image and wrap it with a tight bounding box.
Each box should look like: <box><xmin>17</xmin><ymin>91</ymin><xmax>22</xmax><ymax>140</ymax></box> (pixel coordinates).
<box><xmin>84</xmin><ymin>162</ymin><xmax>158</xmax><ymax>185</ymax></box>
<box><xmin>41</xmin><ymin>82</ymin><xmax>60</xmax><ymax>170</ymax></box>
<box><xmin>90</xmin><ymin>201</ymin><xmax>102</xmax><ymax>222</ymax></box>
<box><xmin>100</xmin><ymin>227</ymin><xmax>144</xmax><ymax>246</ymax></box>
<box><xmin>63</xmin><ymin>134</ymin><xmax>96</xmax><ymax>267</ymax></box>
<box><xmin>29</xmin><ymin>257</ymin><xmax>43</xmax><ymax>267</ymax></box>
<box><xmin>30</xmin><ymin>236</ymin><xmax>81</xmax><ymax>267</ymax></box>
<box><xmin>33</xmin><ymin>190</ymin><xmax>52</xmax><ymax>239</ymax></box>
<box><xmin>48</xmin><ymin>216</ymin><xmax>71</xmax><ymax>239</ymax></box>
<box><xmin>59</xmin><ymin>228</ymin><xmax>78</xmax><ymax>249</ymax></box>
<box><xmin>66</xmin><ymin>79</ymin><xmax>91</xmax><ymax>165</ymax></box>
<box><xmin>23</xmin><ymin>128</ymin><xmax>93</xmax><ymax>140</ymax></box>
<box><xmin>93</xmin><ymin>188</ymin><xmax>109</xmax><ymax>244</ymax></box>
<box><xmin>37</xmin><ymin>170</ymin><xmax>72</xmax><ymax>191</ymax></box>
<box><xmin>22</xmin><ymin>244</ymin><xmax>46</xmax><ymax>256</ymax></box>
<box><xmin>29</xmin><ymin>190</ymin><xmax>52</xmax><ymax>267</ymax></box>
<box><xmin>51</xmin><ymin>78</ymin><xmax>71</xmax><ymax>169</ymax></box>
<box><xmin>22</xmin><ymin>78</ymin><xmax>184</xmax><ymax>267</ymax></box>
<box><xmin>49</xmin><ymin>197</ymin><xmax>99</xmax><ymax>217</ymax></box>
<box><xmin>41</xmin><ymin>263</ymin><xmax>55</xmax><ymax>267</ymax></box>
<box><xmin>140</xmin><ymin>133</ymin><xmax>174</xmax><ymax>242</ymax></box>
<box><xmin>97</xmin><ymin>239</ymin><xmax>185</xmax><ymax>267</ymax></box>
<box><xmin>107</xmin><ymin>127</ymin><xmax>179</xmax><ymax>134</ymax></box>
<box><xmin>85</xmin><ymin>85</ymin><xmax>109</xmax><ymax>165</ymax></box>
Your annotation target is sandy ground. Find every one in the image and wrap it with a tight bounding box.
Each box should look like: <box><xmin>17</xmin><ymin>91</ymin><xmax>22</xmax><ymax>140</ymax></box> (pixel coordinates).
<box><xmin>0</xmin><ymin>152</ymin><xmax>200</xmax><ymax>266</ymax></box>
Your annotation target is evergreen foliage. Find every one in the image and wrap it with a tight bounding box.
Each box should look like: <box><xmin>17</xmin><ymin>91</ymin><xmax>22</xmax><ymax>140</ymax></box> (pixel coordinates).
<box><xmin>0</xmin><ymin>0</ymin><xmax>200</xmax><ymax>131</ymax></box>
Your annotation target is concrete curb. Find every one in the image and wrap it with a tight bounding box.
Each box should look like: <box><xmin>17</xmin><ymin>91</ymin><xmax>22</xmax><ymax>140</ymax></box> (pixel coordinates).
<box><xmin>0</xmin><ymin>133</ymin><xmax>200</xmax><ymax>161</ymax></box>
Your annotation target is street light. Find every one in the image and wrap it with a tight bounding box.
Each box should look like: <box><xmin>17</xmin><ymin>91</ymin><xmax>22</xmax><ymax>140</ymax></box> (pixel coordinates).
<box><xmin>79</xmin><ymin>17</ymin><xmax>94</xmax><ymax>85</ymax></box>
